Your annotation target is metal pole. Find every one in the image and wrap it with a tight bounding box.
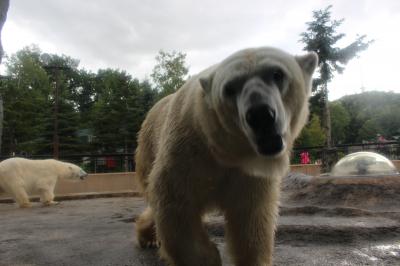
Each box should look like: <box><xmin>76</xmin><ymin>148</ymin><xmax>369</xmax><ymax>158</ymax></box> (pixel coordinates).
<box><xmin>53</xmin><ymin>70</ymin><xmax>59</xmax><ymax>159</ymax></box>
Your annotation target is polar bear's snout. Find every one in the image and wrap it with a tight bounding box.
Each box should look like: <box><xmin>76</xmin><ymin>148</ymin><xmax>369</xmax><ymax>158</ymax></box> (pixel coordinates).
<box><xmin>237</xmin><ymin>76</ymin><xmax>287</xmax><ymax>157</ymax></box>
<box><xmin>245</xmin><ymin>104</ymin><xmax>276</xmax><ymax>133</ymax></box>
<box><xmin>79</xmin><ymin>170</ymin><xmax>88</xmax><ymax>180</ymax></box>
<box><xmin>245</xmin><ymin>104</ymin><xmax>284</xmax><ymax>156</ymax></box>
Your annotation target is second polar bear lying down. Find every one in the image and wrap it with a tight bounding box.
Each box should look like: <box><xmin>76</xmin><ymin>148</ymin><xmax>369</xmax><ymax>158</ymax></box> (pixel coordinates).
<box><xmin>0</xmin><ymin>157</ymin><xmax>88</xmax><ymax>208</ymax></box>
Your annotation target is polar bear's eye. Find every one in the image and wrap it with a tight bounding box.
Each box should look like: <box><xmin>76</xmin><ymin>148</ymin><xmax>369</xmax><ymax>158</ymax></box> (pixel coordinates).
<box><xmin>259</xmin><ymin>67</ymin><xmax>285</xmax><ymax>90</ymax></box>
<box><xmin>272</xmin><ymin>69</ymin><xmax>285</xmax><ymax>84</ymax></box>
<box><xmin>224</xmin><ymin>77</ymin><xmax>245</xmax><ymax>97</ymax></box>
<box><xmin>224</xmin><ymin>84</ymin><xmax>236</xmax><ymax>97</ymax></box>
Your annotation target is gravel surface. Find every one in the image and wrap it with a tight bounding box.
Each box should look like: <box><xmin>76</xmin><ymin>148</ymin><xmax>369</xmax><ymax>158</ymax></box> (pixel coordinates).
<box><xmin>1</xmin><ymin>196</ymin><xmax>400</xmax><ymax>266</ymax></box>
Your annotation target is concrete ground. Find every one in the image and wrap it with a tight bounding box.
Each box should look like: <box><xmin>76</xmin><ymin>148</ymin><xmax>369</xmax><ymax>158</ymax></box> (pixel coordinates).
<box><xmin>1</xmin><ymin>197</ymin><xmax>400</xmax><ymax>266</ymax></box>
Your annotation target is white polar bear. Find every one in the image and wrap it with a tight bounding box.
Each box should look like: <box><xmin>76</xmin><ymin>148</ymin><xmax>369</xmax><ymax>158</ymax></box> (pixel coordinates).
<box><xmin>0</xmin><ymin>157</ymin><xmax>88</xmax><ymax>208</ymax></box>
<box><xmin>135</xmin><ymin>47</ymin><xmax>318</xmax><ymax>266</ymax></box>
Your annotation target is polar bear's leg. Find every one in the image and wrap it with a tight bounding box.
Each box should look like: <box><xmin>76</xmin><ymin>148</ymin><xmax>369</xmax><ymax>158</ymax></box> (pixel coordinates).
<box><xmin>150</xmin><ymin>167</ymin><xmax>222</xmax><ymax>266</ymax></box>
<box><xmin>37</xmin><ymin>179</ymin><xmax>59</xmax><ymax>206</ymax></box>
<box><xmin>136</xmin><ymin>206</ymin><xmax>159</xmax><ymax>248</ymax></box>
<box><xmin>225</xmin><ymin>207</ymin><xmax>276</xmax><ymax>266</ymax></box>
<box><xmin>224</xmin><ymin>177</ymin><xmax>280</xmax><ymax>266</ymax></box>
<box><xmin>10</xmin><ymin>186</ymin><xmax>31</xmax><ymax>208</ymax></box>
<box><xmin>39</xmin><ymin>189</ymin><xmax>58</xmax><ymax>206</ymax></box>
<box><xmin>155</xmin><ymin>204</ymin><xmax>221</xmax><ymax>266</ymax></box>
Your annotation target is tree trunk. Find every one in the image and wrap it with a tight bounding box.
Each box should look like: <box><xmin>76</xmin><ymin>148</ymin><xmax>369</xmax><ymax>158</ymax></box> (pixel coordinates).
<box><xmin>323</xmin><ymin>83</ymin><xmax>332</xmax><ymax>148</ymax></box>
<box><xmin>322</xmin><ymin>82</ymin><xmax>334</xmax><ymax>173</ymax></box>
<box><xmin>53</xmin><ymin>71</ymin><xmax>60</xmax><ymax>159</ymax></box>
<box><xmin>124</xmin><ymin>138</ymin><xmax>128</xmax><ymax>172</ymax></box>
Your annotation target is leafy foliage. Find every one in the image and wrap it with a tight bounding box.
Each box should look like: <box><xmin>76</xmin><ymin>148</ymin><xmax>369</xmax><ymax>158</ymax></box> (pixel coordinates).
<box><xmin>151</xmin><ymin>50</ymin><xmax>189</xmax><ymax>98</ymax></box>
<box><xmin>1</xmin><ymin>45</ymin><xmax>162</xmax><ymax>156</ymax></box>
<box><xmin>92</xmin><ymin>69</ymin><xmax>139</xmax><ymax>153</ymax></box>
<box><xmin>1</xmin><ymin>46</ymin><xmax>51</xmax><ymax>154</ymax></box>
<box><xmin>296</xmin><ymin>91</ymin><xmax>400</xmax><ymax>148</ymax></box>
<box><xmin>330</xmin><ymin>102</ymin><xmax>350</xmax><ymax>145</ymax></box>
<box><xmin>4</xmin><ymin>44</ymin><xmax>395</xmax><ymax>159</ymax></box>
<box><xmin>338</xmin><ymin>91</ymin><xmax>400</xmax><ymax>143</ymax></box>
<box><xmin>296</xmin><ymin>114</ymin><xmax>326</xmax><ymax>148</ymax></box>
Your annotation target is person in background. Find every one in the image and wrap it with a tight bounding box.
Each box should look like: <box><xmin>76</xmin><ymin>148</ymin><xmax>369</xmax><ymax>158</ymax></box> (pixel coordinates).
<box><xmin>300</xmin><ymin>151</ymin><xmax>311</xmax><ymax>164</ymax></box>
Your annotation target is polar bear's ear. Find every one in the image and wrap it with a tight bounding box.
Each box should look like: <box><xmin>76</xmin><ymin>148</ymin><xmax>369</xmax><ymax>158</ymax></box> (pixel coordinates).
<box><xmin>199</xmin><ymin>72</ymin><xmax>215</xmax><ymax>94</ymax></box>
<box><xmin>296</xmin><ymin>52</ymin><xmax>318</xmax><ymax>76</ymax></box>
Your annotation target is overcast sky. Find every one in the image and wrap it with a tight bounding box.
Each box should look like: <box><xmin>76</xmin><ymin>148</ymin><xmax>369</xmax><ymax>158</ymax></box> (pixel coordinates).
<box><xmin>2</xmin><ymin>0</ymin><xmax>400</xmax><ymax>100</ymax></box>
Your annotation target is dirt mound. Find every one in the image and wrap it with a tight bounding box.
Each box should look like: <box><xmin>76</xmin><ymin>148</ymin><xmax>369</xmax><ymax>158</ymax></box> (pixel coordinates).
<box><xmin>282</xmin><ymin>173</ymin><xmax>400</xmax><ymax>211</ymax></box>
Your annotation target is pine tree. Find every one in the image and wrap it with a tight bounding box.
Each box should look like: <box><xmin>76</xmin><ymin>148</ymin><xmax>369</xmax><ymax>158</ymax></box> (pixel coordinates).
<box><xmin>300</xmin><ymin>5</ymin><xmax>372</xmax><ymax>171</ymax></box>
<box><xmin>300</xmin><ymin>5</ymin><xmax>372</xmax><ymax>147</ymax></box>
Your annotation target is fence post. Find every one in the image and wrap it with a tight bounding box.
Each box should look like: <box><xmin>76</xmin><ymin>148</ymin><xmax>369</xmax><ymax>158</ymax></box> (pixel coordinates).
<box><xmin>321</xmin><ymin>147</ymin><xmax>338</xmax><ymax>174</ymax></box>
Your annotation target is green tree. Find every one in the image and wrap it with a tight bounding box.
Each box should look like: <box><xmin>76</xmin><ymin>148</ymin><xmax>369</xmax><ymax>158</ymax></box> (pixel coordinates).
<box><xmin>339</xmin><ymin>91</ymin><xmax>400</xmax><ymax>142</ymax></box>
<box><xmin>296</xmin><ymin>114</ymin><xmax>326</xmax><ymax>148</ymax></box>
<box><xmin>300</xmin><ymin>5</ymin><xmax>372</xmax><ymax>148</ymax></box>
<box><xmin>151</xmin><ymin>50</ymin><xmax>189</xmax><ymax>98</ymax></box>
<box><xmin>70</xmin><ymin>69</ymin><xmax>96</xmax><ymax>127</ymax></box>
<box><xmin>330</xmin><ymin>101</ymin><xmax>350</xmax><ymax>145</ymax></box>
<box><xmin>91</xmin><ymin>69</ymin><xmax>141</xmax><ymax>153</ymax></box>
<box><xmin>1</xmin><ymin>46</ymin><xmax>51</xmax><ymax>155</ymax></box>
<box><xmin>358</xmin><ymin>119</ymin><xmax>381</xmax><ymax>142</ymax></box>
<box><xmin>40</xmin><ymin>53</ymin><xmax>82</xmax><ymax>155</ymax></box>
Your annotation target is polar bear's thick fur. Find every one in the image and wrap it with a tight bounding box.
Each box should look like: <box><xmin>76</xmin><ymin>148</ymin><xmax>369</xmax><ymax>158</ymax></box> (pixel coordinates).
<box><xmin>135</xmin><ymin>47</ymin><xmax>318</xmax><ymax>266</ymax></box>
<box><xmin>0</xmin><ymin>157</ymin><xmax>87</xmax><ymax>207</ymax></box>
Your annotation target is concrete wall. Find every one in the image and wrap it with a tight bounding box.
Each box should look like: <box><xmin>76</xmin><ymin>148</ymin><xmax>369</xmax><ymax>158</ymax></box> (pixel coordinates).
<box><xmin>290</xmin><ymin>164</ymin><xmax>321</xmax><ymax>176</ymax></box>
<box><xmin>55</xmin><ymin>172</ymin><xmax>137</xmax><ymax>194</ymax></box>
<box><xmin>0</xmin><ymin>172</ymin><xmax>138</xmax><ymax>199</ymax></box>
<box><xmin>1</xmin><ymin>161</ymin><xmax>399</xmax><ymax>198</ymax></box>
<box><xmin>392</xmin><ymin>160</ymin><xmax>400</xmax><ymax>171</ymax></box>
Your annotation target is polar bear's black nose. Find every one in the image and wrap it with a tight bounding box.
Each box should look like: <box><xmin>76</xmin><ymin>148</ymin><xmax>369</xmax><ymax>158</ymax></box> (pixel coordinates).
<box><xmin>245</xmin><ymin>104</ymin><xmax>276</xmax><ymax>132</ymax></box>
<box><xmin>245</xmin><ymin>104</ymin><xmax>284</xmax><ymax>155</ymax></box>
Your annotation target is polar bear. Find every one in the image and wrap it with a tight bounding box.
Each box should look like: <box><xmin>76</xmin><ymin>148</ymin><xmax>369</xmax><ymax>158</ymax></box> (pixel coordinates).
<box><xmin>0</xmin><ymin>157</ymin><xmax>88</xmax><ymax>208</ymax></box>
<box><xmin>135</xmin><ymin>47</ymin><xmax>318</xmax><ymax>266</ymax></box>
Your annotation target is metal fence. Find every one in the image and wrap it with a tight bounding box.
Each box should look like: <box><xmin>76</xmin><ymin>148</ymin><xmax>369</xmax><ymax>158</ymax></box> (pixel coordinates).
<box><xmin>292</xmin><ymin>141</ymin><xmax>400</xmax><ymax>165</ymax></box>
<box><xmin>0</xmin><ymin>153</ymin><xmax>135</xmax><ymax>174</ymax></box>
<box><xmin>1</xmin><ymin>141</ymin><xmax>398</xmax><ymax>173</ymax></box>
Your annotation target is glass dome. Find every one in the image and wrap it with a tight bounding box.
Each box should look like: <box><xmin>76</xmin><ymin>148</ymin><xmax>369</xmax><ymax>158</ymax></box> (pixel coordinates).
<box><xmin>331</xmin><ymin>151</ymin><xmax>399</xmax><ymax>177</ymax></box>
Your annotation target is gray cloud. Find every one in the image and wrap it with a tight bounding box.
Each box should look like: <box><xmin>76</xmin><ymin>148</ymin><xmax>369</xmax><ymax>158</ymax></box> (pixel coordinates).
<box><xmin>6</xmin><ymin>0</ymin><xmax>317</xmax><ymax>74</ymax></box>
<box><xmin>4</xmin><ymin>0</ymin><xmax>400</xmax><ymax>90</ymax></box>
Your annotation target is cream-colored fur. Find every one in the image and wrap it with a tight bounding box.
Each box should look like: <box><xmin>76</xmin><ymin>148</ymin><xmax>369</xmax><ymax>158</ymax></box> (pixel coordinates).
<box><xmin>135</xmin><ymin>47</ymin><xmax>317</xmax><ymax>266</ymax></box>
<box><xmin>0</xmin><ymin>157</ymin><xmax>87</xmax><ymax>207</ymax></box>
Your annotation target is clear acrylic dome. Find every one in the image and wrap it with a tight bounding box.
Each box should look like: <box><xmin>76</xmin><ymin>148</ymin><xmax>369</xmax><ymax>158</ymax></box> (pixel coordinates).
<box><xmin>331</xmin><ymin>152</ymin><xmax>399</xmax><ymax>177</ymax></box>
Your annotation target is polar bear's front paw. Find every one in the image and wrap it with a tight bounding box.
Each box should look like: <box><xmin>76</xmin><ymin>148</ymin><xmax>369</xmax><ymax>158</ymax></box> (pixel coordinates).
<box><xmin>19</xmin><ymin>202</ymin><xmax>32</xmax><ymax>208</ymax></box>
<box><xmin>42</xmin><ymin>200</ymin><xmax>60</xmax><ymax>207</ymax></box>
<box><xmin>137</xmin><ymin>227</ymin><xmax>160</xmax><ymax>249</ymax></box>
<box><xmin>139</xmin><ymin>238</ymin><xmax>160</xmax><ymax>249</ymax></box>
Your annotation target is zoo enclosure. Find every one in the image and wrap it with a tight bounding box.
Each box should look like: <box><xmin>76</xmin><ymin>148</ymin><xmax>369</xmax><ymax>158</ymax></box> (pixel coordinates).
<box><xmin>292</xmin><ymin>141</ymin><xmax>400</xmax><ymax>165</ymax></box>
<box><xmin>0</xmin><ymin>153</ymin><xmax>135</xmax><ymax>174</ymax></box>
<box><xmin>0</xmin><ymin>142</ymin><xmax>398</xmax><ymax>174</ymax></box>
